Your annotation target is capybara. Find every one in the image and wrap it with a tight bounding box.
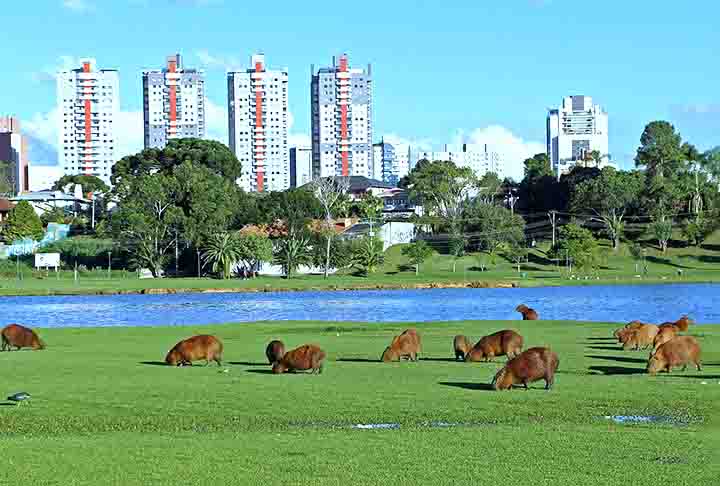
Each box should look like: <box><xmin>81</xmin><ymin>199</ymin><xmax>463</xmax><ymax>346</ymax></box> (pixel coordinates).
<box><xmin>647</xmin><ymin>336</ymin><xmax>702</xmax><ymax>374</ymax></box>
<box><xmin>453</xmin><ymin>335</ymin><xmax>472</xmax><ymax>361</ymax></box>
<box><xmin>465</xmin><ymin>330</ymin><xmax>523</xmax><ymax>362</ymax></box>
<box><xmin>1</xmin><ymin>324</ymin><xmax>45</xmax><ymax>351</ymax></box>
<box><xmin>652</xmin><ymin>326</ymin><xmax>678</xmax><ymax>354</ymax></box>
<box><xmin>381</xmin><ymin>328</ymin><xmax>422</xmax><ymax>362</ymax></box>
<box><xmin>265</xmin><ymin>340</ymin><xmax>286</xmax><ymax>364</ymax></box>
<box><xmin>272</xmin><ymin>344</ymin><xmax>326</xmax><ymax>374</ymax></box>
<box><xmin>659</xmin><ymin>316</ymin><xmax>692</xmax><ymax>333</ymax></box>
<box><xmin>516</xmin><ymin>304</ymin><xmax>539</xmax><ymax>320</ymax></box>
<box><xmin>165</xmin><ymin>335</ymin><xmax>223</xmax><ymax>366</ymax></box>
<box><xmin>492</xmin><ymin>347</ymin><xmax>559</xmax><ymax>390</ymax></box>
<box><xmin>622</xmin><ymin>324</ymin><xmax>659</xmax><ymax>351</ymax></box>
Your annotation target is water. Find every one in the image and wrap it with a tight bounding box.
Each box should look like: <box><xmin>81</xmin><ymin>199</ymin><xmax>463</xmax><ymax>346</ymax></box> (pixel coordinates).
<box><xmin>0</xmin><ymin>283</ymin><xmax>717</xmax><ymax>329</ymax></box>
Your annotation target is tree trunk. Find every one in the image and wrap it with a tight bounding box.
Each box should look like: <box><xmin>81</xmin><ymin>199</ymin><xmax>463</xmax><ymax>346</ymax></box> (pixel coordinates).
<box><xmin>452</xmin><ymin>260</ymin><xmax>457</xmax><ymax>273</ymax></box>
<box><xmin>415</xmin><ymin>264</ymin><xmax>419</xmax><ymax>276</ymax></box>
<box><xmin>324</xmin><ymin>234</ymin><xmax>331</xmax><ymax>279</ymax></box>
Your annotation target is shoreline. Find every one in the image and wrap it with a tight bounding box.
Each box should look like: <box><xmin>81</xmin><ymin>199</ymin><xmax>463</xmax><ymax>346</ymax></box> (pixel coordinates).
<box><xmin>0</xmin><ymin>275</ymin><xmax>716</xmax><ymax>297</ymax></box>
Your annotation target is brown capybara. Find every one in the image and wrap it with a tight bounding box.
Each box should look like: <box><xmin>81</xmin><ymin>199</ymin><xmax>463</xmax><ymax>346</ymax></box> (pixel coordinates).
<box><xmin>1</xmin><ymin>324</ymin><xmax>45</xmax><ymax>351</ymax></box>
<box><xmin>381</xmin><ymin>328</ymin><xmax>422</xmax><ymax>362</ymax></box>
<box><xmin>265</xmin><ymin>340</ymin><xmax>286</xmax><ymax>364</ymax></box>
<box><xmin>622</xmin><ymin>324</ymin><xmax>659</xmax><ymax>351</ymax></box>
<box><xmin>165</xmin><ymin>335</ymin><xmax>223</xmax><ymax>366</ymax></box>
<box><xmin>652</xmin><ymin>326</ymin><xmax>678</xmax><ymax>354</ymax></box>
<box><xmin>453</xmin><ymin>335</ymin><xmax>472</xmax><ymax>361</ymax></box>
<box><xmin>659</xmin><ymin>316</ymin><xmax>692</xmax><ymax>333</ymax></box>
<box><xmin>272</xmin><ymin>344</ymin><xmax>326</xmax><ymax>374</ymax></box>
<box><xmin>647</xmin><ymin>336</ymin><xmax>702</xmax><ymax>374</ymax></box>
<box><xmin>492</xmin><ymin>347</ymin><xmax>559</xmax><ymax>390</ymax></box>
<box><xmin>465</xmin><ymin>330</ymin><xmax>523</xmax><ymax>362</ymax></box>
<box><xmin>515</xmin><ymin>304</ymin><xmax>539</xmax><ymax>320</ymax></box>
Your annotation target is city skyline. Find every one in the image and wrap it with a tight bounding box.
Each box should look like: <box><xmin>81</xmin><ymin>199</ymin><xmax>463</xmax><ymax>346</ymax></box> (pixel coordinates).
<box><xmin>0</xmin><ymin>1</ymin><xmax>718</xmax><ymax>182</ymax></box>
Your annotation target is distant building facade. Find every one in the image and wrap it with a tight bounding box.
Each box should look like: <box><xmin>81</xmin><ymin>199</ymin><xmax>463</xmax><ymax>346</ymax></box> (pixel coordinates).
<box><xmin>547</xmin><ymin>95</ymin><xmax>609</xmax><ymax>174</ymax></box>
<box><xmin>57</xmin><ymin>58</ymin><xmax>119</xmax><ymax>186</ymax></box>
<box><xmin>0</xmin><ymin>116</ymin><xmax>29</xmax><ymax>194</ymax></box>
<box><xmin>311</xmin><ymin>54</ymin><xmax>373</xmax><ymax>179</ymax></box>
<box><xmin>228</xmin><ymin>54</ymin><xmax>289</xmax><ymax>192</ymax></box>
<box><xmin>417</xmin><ymin>144</ymin><xmax>504</xmax><ymax>179</ymax></box>
<box><xmin>143</xmin><ymin>54</ymin><xmax>205</xmax><ymax>149</ymax></box>
<box><xmin>290</xmin><ymin>146</ymin><xmax>312</xmax><ymax>188</ymax></box>
<box><xmin>28</xmin><ymin>165</ymin><xmax>63</xmax><ymax>192</ymax></box>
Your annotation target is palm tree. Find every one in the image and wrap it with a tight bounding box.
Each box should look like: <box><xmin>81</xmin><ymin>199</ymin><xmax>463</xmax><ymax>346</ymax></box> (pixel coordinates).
<box><xmin>273</xmin><ymin>233</ymin><xmax>312</xmax><ymax>278</ymax></box>
<box><xmin>202</xmin><ymin>233</ymin><xmax>241</xmax><ymax>279</ymax></box>
<box><xmin>351</xmin><ymin>236</ymin><xmax>385</xmax><ymax>276</ymax></box>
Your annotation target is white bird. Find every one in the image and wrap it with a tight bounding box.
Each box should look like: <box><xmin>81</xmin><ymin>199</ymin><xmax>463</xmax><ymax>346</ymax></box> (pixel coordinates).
<box><xmin>7</xmin><ymin>392</ymin><xmax>30</xmax><ymax>405</ymax></box>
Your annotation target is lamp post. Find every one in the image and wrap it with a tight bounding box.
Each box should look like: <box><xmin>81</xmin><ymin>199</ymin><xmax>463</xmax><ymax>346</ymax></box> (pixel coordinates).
<box><xmin>196</xmin><ymin>249</ymin><xmax>201</xmax><ymax>278</ymax></box>
<box><xmin>107</xmin><ymin>251</ymin><xmax>111</xmax><ymax>279</ymax></box>
<box><xmin>505</xmin><ymin>188</ymin><xmax>519</xmax><ymax>215</ymax></box>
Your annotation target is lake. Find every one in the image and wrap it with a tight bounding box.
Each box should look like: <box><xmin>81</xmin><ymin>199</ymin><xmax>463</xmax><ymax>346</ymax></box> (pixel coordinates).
<box><xmin>0</xmin><ymin>283</ymin><xmax>716</xmax><ymax>328</ymax></box>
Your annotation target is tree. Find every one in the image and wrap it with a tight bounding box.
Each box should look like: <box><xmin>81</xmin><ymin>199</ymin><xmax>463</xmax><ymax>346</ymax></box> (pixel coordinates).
<box><xmin>236</xmin><ymin>233</ymin><xmax>273</xmax><ymax>277</ymax></box>
<box><xmin>627</xmin><ymin>242</ymin><xmax>644</xmax><ymax>273</ymax></box>
<box><xmin>4</xmin><ymin>200</ymin><xmax>43</xmax><ymax>242</ymax></box>
<box><xmin>202</xmin><ymin>232</ymin><xmax>242</xmax><ymax>279</ymax></box>
<box><xmin>0</xmin><ymin>160</ymin><xmax>15</xmax><ymax>196</ymax></box>
<box><xmin>448</xmin><ymin>235</ymin><xmax>466</xmax><ymax>273</ymax></box>
<box><xmin>648</xmin><ymin>217</ymin><xmax>673</xmax><ymax>253</ymax></box>
<box><xmin>682</xmin><ymin>214</ymin><xmax>716</xmax><ymax>247</ymax></box>
<box><xmin>111</xmin><ymin>173</ymin><xmax>183</xmax><ymax>277</ymax></box>
<box><xmin>519</xmin><ymin>153</ymin><xmax>559</xmax><ymax>212</ymax></box>
<box><xmin>523</xmin><ymin>153</ymin><xmax>553</xmax><ymax>180</ymax></box>
<box><xmin>571</xmin><ymin>167</ymin><xmax>643</xmax><ymax>251</ymax></box>
<box><xmin>42</xmin><ymin>237</ymin><xmax>114</xmax><ymax>267</ymax></box>
<box><xmin>401</xmin><ymin>240</ymin><xmax>434</xmax><ymax>275</ymax></box>
<box><xmin>53</xmin><ymin>174</ymin><xmax>109</xmax><ymax>195</ymax></box>
<box><xmin>112</xmin><ymin>138</ymin><xmax>242</xmax><ymax>187</ymax></box>
<box><xmin>313</xmin><ymin>177</ymin><xmax>350</xmax><ymax>279</ymax></box>
<box><xmin>635</xmin><ymin>121</ymin><xmax>684</xmax><ymax>179</ymax></box>
<box><xmin>358</xmin><ymin>193</ymin><xmax>384</xmax><ymax>220</ymax></box>
<box><xmin>476</xmin><ymin>172</ymin><xmax>502</xmax><ymax>205</ymax></box>
<box><xmin>551</xmin><ymin>224</ymin><xmax>599</xmax><ymax>274</ymax></box>
<box><xmin>463</xmin><ymin>202</ymin><xmax>526</xmax><ymax>257</ymax></box>
<box><xmin>405</xmin><ymin>160</ymin><xmax>476</xmax><ymax>235</ymax></box>
<box><xmin>310</xmin><ymin>232</ymin><xmax>352</xmax><ymax>273</ymax></box>
<box><xmin>273</xmin><ymin>231</ymin><xmax>312</xmax><ymax>279</ymax></box>
<box><xmin>351</xmin><ymin>236</ymin><xmax>385</xmax><ymax>276</ymax></box>
<box><xmin>505</xmin><ymin>243</ymin><xmax>528</xmax><ymax>272</ymax></box>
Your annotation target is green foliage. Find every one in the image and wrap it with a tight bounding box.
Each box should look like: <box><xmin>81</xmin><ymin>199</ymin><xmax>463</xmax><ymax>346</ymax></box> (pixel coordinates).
<box><xmin>476</xmin><ymin>172</ymin><xmax>502</xmax><ymax>204</ymax></box>
<box><xmin>358</xmin><ymin>193</ymin><xmax>384</xmax><ymax>221</ymax></box>
<box><xmin>505</xmin><ymin>243</ymin><xmax>529</xmax><ymax>272</ymax></box>
<box><xmin>310</xmin><ymin>233</ymin><xmax>352</xmax><ymax>273</ymax></box>
<box><xmin>257</xmin><ymin>188</ymin><xmax>322</xmax><ymax>226</ymax></box>
<box><xmin>0</xmin><ymin>160</ymin><xmax>15</xmax><ymax>196</ymax></box>
<box><xmin>523</xmin><ymin>153</ymin><xmax>552</xmax><ymax>180</ymax></box>
<box><xmin>40</xmin><ymin>207</ymin><xmax>69</xmax><ymax>226</ymax></box>
<box><xmin>448</xmin><ymin>235</ymin><xmax>466</xmax><ymax>272</ymax></box>
<box><xmin>628</xmin><ymin>242</ymin><xmax>643</xmax><ymax>261</ymax></box>
<box><xmin>648</xmin><ymin>217</ymin><xmax>673</xmax><ymax>253</ymax></box>
<box><xmin>273</xmin><ymin>232</ymin><xmax>312</xmax><ymax>279</ymax></box>
<box><xmin>463</xmin><ymin>202</ymin><xmax>525</xmax><ymax>255</ymax></box>
<box><xmin>202</xmin><ymin>233</ymin><xmax>242</xmax><ymax>279</ymax></box>
<box><xmin>401</xmin><ymin>240</ymin><xmax>434</xmax><ymax>275</ymax></box>
<box><xmin>4</xmin><ymin>200</ymin><xmax>43</xmax><ymax>242</ymax></box>
<box><xmin>351</xmin><ymin>236</ymin><xmax>385</xmax><ymax>276</ymax></box>
<box><xmin>53</xmin><ymin>174</ymin><xmax>110</xmax><ymax>195</ymax></box>
<box><xmin>635</xmin><ymin>121</ymin><xmax>685</xmax><ymax>179</ymax></box>
<box><xmin>235</xmin><ymin>233</ymin><xmax>273</xmax><ymax>276</ymax></box>
<box><xmin>551</xmin><ymin>224</ymin><xmax>600</xmax><ymax>273</ymax></box>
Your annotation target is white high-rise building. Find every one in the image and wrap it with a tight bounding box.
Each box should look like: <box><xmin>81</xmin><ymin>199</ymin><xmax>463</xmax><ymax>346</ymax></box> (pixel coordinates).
<box><xmin>57</xmin><ymin>58</ymin><xmax>119</xmax><ymax>186</ymax></box>
<box><xmin>547</xmin><ymin>95</ymin><xmax>609</xmax><ymax>174</ymax></box>
<box><xmin>228</xmin><ymin>54</ymin><xmax>289</xmax><ymax>192</ymax></box>
<box><xmin>311</xmin><ymin>54</ymin><xmax>373</xmax><ymax>179</ymax></box>
<box><xmin>143</xmin><ymin>54</ymin><xmax>205</xmax><ymax>149</ymax></box>
<box><xmin>373</xmin><ymin>139</ymin><xmax>411</xmax><ymax>186</ymax></box>
<box><xmin>417</xmin><ymin>144</ymin><xmax>504</xmax><ymax>179</ymax></box>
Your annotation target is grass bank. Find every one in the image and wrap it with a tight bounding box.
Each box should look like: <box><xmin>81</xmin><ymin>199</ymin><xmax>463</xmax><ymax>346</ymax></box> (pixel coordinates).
<box><xmin>1</xmin><ymin>320</ymin><xmax>718</xmax><ymax>485</ymax></box>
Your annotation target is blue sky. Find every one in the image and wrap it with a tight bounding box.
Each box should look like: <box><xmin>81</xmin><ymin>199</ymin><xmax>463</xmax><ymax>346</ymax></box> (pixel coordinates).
<box><xmin>1</xmin><ymin>0</ymin><xmax>718</xmax><ymax>179</ymax></box>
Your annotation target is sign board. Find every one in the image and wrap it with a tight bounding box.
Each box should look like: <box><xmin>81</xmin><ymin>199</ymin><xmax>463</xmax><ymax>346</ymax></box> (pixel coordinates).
<box><xmin>35</xmin><ymin>253</ymin><xmax>61</xmax><ymax>269</ymax></box>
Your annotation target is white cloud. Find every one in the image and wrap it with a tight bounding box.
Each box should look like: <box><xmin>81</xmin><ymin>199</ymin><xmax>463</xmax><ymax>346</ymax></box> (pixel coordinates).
<box><xmin>381</xmin><ymin>133</ymin><xmax>433</xmax><ymax>152</ymax></box>
<box><xmin>204</xmin><ymin>98</ymin><xmax>228</xmax><ymax>143</ymax></box>
<box><xmin>62</xmin><ymin>0</ymin><xmax>92</xmax><ymax>12</ymax></box>
<box><xmin>195</xmin><ymin>49</ymin><xmax>242</xmax><ymax>71</ymax></box>
<box><xmin>32</xmin><ymin>55</ymin><xmax>82</xmax><ymax>83</ymax></box>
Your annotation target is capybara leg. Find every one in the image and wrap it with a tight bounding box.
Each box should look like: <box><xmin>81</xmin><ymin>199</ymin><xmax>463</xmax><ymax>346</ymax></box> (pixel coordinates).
<box><xmin>411</xmin><ymin>352</ymin><xmax>417</xmax><ymax>362</ymax></box>
<box><xmin>696</xmin><ymin>360</ymin><xmax>702</xmax><ymax>371</ymax></box>
<box><xmin>681</xmin><ymin>364</ymin><xmax>687</xmax><ymax>372</ymax></box>
<box><xmin>215</xmin><ymin>357</ymin><xmax>222</xmax><ymax>367</ymax></box>
<box><xmin>523</xmin><ymin>381</ymin><xmax>529</xmax><ymax>390</ymax></box>
<box><xmin>545</xmin><ymin>375</ymin><xmax>554</xmax><ymax>390</ymax></box>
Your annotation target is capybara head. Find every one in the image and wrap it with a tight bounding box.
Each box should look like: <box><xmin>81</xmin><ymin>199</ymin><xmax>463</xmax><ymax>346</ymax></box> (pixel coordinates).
<box><xmin>515</xmin><ymin>304</ymin><xmax>528</xmax><ymax>313</ymax></box>
<box><xmin>32</xmin><ymin>337</ymin><xmax>46</xmax><ymax>350</ymax></box>
<box><xmin>491</xmin><ymin>367</ymin><xmax>513</xmax><ymax>390</ymax></box>
<box><xmin>271</xmin><ymin>361</ymin><xmax>289</xmax><ymax>374</ymax></box>
<box><xmin>165</xmin><ymin>349</ymin><xmax>182</xmax><ymax>366</ymax></box>
<box><xmin>381</xmin><ymin>346</ymin><xmax>397</xmax><ymax>362</ymax></box>
<box><xmin>675</xmin><ymin>316</ymin><xmax>692</xmax><ymax>331</ymax></box>
<box><xmin>646</xmin><ymin>354</ymin><xmax>664</xmax><ymax>375</ymax></box>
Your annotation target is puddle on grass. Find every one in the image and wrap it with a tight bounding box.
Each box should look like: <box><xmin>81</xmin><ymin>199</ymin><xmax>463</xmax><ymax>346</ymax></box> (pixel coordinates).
<box><xmin>351</xmin><ymin>421</ymin><xmax>468</xmax><ymax>430</ymax></box>
<box><xmin>352</xmin><ymin>423</ymin><xmax>400</xmax><ymax>430</ymax></box>
<box><xmin>603</xmin><ymin>415</ymin><xmax>690</xmax><ymax>426</ymax></box>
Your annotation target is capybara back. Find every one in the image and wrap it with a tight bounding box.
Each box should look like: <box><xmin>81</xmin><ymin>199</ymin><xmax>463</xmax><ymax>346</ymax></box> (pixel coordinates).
<box><xmin>165</xmin><ymin>335</ymin><xmax>223</xmax><ymax>366</ymax></box>
<box><xmin>647</xmin><ymin>336</ymin><xmax>701</xmax><ymax>374</ymax></box>
<box><xmin>1</xmin><ymin>324</ymin><xmax>45</xmax><ymax>351</ymax></box>
<box><xmin>465</xmin><ymin>330</ymin><xmax>523</xmax><ymax>362</ymax></box>
<box><xmin>492</xmin><ymin>347</ymin><xmax>559</xmax><ymax>390</ymax></box>
<box><xmin>272</xmin><ymin>344</ymin><xmax>326</xmax><ymax>374</ymax></box>
<box><xmin>382</xmin><ymin>328</ymin><xmax>421</xmax><ymax>362</ymax></box>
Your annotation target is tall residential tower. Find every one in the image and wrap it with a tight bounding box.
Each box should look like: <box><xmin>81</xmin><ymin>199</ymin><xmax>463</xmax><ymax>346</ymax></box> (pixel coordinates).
<box><xmin>57</xmin><ymin>58</ymin><xmax>119</xmax><ymax>186</ymax></box>
<box><xmin>0</xmin><ymin>116</ymin><xmax>28</xmax><ymax>194</ymax></box>
<box><xmin>228</xmin><ymin>54</ymin><xmax>289</xmax><ymax>192</ymax></box>
<box><xmin>311</xmin><ymin>54</ymin><xmax>373</xmax><ymax>179</ymax></box>
<box><xmin>547</xmin><ymin>95</ymin><xmax>609</xmax><ymax>175</ymax></box>
<box><xmin>143</xmin><ymin>54</ymin><xmax>205</xmax><ymax>149</ymax></box>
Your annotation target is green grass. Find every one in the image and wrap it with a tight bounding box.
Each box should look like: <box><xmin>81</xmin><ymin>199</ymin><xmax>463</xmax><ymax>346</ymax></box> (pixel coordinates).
<box><xmin>1</xmin><ymin>320</ymin><xmax>719</xmax><ymax>485</ymax></box>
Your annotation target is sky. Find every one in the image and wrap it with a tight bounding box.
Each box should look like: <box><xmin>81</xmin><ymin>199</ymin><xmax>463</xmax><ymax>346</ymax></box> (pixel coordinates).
<box><xmin>1</xmin><ymin>0</ymin><xmax>718</xmax><ymax>181</ymax></box>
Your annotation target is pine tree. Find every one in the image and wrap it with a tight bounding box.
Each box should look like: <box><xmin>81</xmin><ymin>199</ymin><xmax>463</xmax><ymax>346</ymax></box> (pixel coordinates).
<box><xmin>4</xmin><ymin>200</ymin><xmax>44</xmax><ymax>242</ymax></box>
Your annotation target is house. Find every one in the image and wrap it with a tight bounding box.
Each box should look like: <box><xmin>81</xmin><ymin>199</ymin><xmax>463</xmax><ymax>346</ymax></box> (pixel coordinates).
<box><xmin>0</xmin><ymin>198</ymin><xmax>15</xmax><ymax>222</ymax></box>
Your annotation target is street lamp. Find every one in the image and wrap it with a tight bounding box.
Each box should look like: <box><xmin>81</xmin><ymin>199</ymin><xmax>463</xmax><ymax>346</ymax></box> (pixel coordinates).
<box><xmin>196</xmin><ymin>249</ymin><xmax>201</xmax><ymax>278</ymax></box>
<box><xmin>505</xmin><ymin>188</ymin><xmax>519</xmax><ymax>215</ymax></box>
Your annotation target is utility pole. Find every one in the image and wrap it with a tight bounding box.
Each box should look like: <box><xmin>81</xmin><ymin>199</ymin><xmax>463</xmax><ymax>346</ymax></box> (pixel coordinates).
<box><xmin>506</xmin><ymin>188</ymin><xmax>519</xmax><ymax>215</ymax></box>
<box><xmin>196</xmin><ymin>250</ymin><xmax>201</xmax><ymax>278</ymax></box>
<box><xmin>107</xmin><ymin>251</ymin><xmax>111</xmax><ymax>279</ymax></box>
<box><xmin>548</xmin><ymin>210</ymin><xmax>557</xmax><ymax>247</ymax></box>
<box><xmin>174</xmin><ymin>231</ymin><xmax>179</xmax><ymax>277</ymax></box>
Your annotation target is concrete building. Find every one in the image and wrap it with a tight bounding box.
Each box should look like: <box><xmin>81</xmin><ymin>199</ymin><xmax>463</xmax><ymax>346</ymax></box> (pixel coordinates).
<box><xmin>28</xmin><ymin>165</ymin><xmax>63</xmax><ymax>192</ymax></box>
<box><xmin>143</xmin><ymin>54</ymin><xmax>205</xmax><ymax>149</ymax></box>
<box><xmin>417</xmin><ymin>144</ymin><xmax>504</xmax><ymax>179</ymax></box>
<box><xmin>228</xmin><ymin>54</ymin><xmax>289</xmax><ymax>192</ymax></box>
<box><xmin>57</xmin><ymin>58</ymin><xmax>119</xmax><ymax>186</ymax></box>
<box><xmin>311</xmin><ymin>54</ymin><xmax>373</xmax><ymax>179</ymax></box>
<box><xmin>290</xmin><ymin>146</ymin><xmax>312</xmax><ymax>188</ymax></box>
<box><xmin>372</xmin><ymin>140</ymin><xmax>411</xmax><ymax>186</ymax></box>
<box><xmin>547</xmin><ymin>95</ymin><xmax>609</xmax><ymax>175</ymax></box>
<box><xmin>0</xmin><ymin>116</ymin><xmax>29</xmax><ymax>194</ymax></box>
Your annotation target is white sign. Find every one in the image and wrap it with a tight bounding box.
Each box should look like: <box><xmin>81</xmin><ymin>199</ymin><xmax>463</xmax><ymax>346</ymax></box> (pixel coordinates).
<box><xmin>35</xmin><ymin>253</ymin><xmax>61</xmax><ymax>269</ymax></box>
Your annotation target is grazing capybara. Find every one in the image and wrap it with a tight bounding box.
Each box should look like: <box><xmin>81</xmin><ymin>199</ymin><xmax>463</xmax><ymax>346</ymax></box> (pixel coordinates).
<box><xmin>265</xmin><ymin>340</ymin><xmax>286</xmax><ymax>364</ymax></box>
<box><xmin>492</xmin><ymin>347</ymin><xmax>559</xmax><ymax>390</ymax></box>
<box><xmin>165</xmin><ymin>335</ymin><xmax>223</xmax><ymax>366</ymax></box>
<box><xmin>272</xmin><ymin>344</ymin><xmax>326</xmax><ymax>374</ymax></box>
<box><xmin>453</xmin><ymin>335</ymin><xmax>472</xmax><ymax>361</ymax></box>
<box><xmin>659</xmin><ymin>316</ymin><xmax>692</xmax><ymax>333</ymax></box>
<box><xmin>652</xmin><ymin>326</ymin><xmax>678</xmax><ymax>354</ymax></box>
<box><xmin>622</xmin><ymin>324</ymin><xmax>659</xmax><ymax>351</ymax></box>
<box><xmin>1</xmin><ymin>324</ymin><xmax>45</xmax><ymax>351</ymax></box>
<box><xmin>465</xmin><ymin>330</ymin><xmax>523</xmax><ymax>362</ymax></box>
<box><xmin>515</xmin><ymin>304</ymin><xmax>539</xmax><ymax>320</ymax></box>
<box><xmin>381</xmin><ymin>328</ymin><xmax>422</xmax><ymax>362</ymax></box>
<box><xmin>647</xmin><ymin>336</ymin><xmax>702</xmax><ymax>374</ymax></box>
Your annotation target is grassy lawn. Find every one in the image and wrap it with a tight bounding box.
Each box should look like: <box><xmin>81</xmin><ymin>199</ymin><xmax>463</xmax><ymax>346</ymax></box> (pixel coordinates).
<box><xmin>1</xmin><ymin>319</ymin><xmax>718</xmax><ymax>485</ymax></box>
<box><xmin>3</xmin><ymin>236</ymin><xmax>720</xmax><ymax>296</ymax></box>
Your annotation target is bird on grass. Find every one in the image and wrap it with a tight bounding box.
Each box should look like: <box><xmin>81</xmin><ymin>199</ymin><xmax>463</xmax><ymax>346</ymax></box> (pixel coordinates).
<box><xmin>7</xmin><ymin>392</ymin><xmax>30</xmax><ymax>405</ymax></box>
